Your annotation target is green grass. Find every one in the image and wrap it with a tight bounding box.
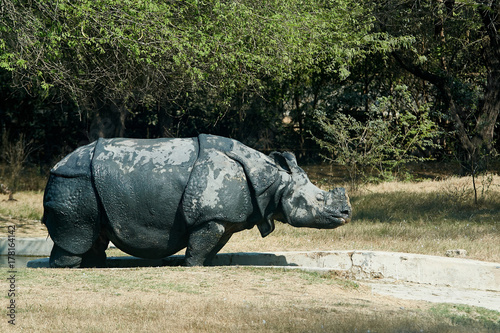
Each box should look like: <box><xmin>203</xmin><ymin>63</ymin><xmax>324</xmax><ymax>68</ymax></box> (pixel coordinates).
<box><xmin>430</xmin><ymin>304</ymin><xmax>500</xmax><ymax>331</ymax></box>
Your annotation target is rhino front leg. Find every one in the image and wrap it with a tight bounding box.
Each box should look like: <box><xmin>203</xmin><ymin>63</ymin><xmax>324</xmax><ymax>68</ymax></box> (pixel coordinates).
<box><xmin>185</xmin><ymin>221</ymin><xmax>232</xmax><ymax>266</ymax></box>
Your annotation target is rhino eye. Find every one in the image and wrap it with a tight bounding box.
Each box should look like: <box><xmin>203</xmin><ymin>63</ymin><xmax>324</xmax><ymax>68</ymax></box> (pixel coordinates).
<box><xmin>316</xmin><ymin>193</ymin><xmax>324</xmax><ymax>202</ymax></box>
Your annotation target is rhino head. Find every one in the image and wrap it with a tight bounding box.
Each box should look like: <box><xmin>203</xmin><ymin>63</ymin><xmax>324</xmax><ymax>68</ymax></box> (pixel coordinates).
<box><xmin>271</xmin><ymin>152</ymin><xmax>351</xmax><ymax>230</ymax></box>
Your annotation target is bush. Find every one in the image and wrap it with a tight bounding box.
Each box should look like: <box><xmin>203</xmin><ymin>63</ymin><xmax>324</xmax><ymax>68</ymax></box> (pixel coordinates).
<box><xmin>313</xmin><ymin>85</ymin><xmax>441</xmax><ymax>190</ymax></box>
<box><xmin>1</xmin><ymin>132</ymin><xmax>35</xmax><ymax>199</ymax></box>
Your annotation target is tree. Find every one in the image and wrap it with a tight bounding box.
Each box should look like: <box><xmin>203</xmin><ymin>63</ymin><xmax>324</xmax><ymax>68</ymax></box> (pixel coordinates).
<box><xmin>375</xmin><ymin>0</ymin><xmax>500</xmax><ymax>169</ymax></box>
<box><xmin>0</xmin><ymin>0</ymin><xmax>375</xmax><ymax>142</ymax></box>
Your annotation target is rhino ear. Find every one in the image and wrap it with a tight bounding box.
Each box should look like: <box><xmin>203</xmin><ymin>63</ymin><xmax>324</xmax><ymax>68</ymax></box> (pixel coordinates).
<box><xmin>270</xmin><ymin>152</ymin><xmax>298</xmax><ymax>174</ymax></box>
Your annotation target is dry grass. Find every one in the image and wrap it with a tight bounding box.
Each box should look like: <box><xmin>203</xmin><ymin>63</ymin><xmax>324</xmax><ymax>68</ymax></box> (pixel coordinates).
<box><xmin>1</xmin><ymin>266</ymin><xmax>497</xmax><ymax>332</ymax></box>
<box><xmin>0</xmin><ymin>191</ymin><xmax>44</xmax><ymax>220</ymax></box>
<box><xmin>1</xmin><ymin>174</ymin><xmax>499</xmax><ymax>332</ymax></box>
<box><xmin>1</xmin><ymin>174</ymin><xmax>499</xmax><ymax>262</ymax></box>
<box><xmin>0</xmin><ymin>191</ymin><xmax>46</xmax><ymax>237</ymax></box>
<box><xmin>358</xmin><ymin>173</ymin><xmax>500</xmax><ymax>194</ymax></box>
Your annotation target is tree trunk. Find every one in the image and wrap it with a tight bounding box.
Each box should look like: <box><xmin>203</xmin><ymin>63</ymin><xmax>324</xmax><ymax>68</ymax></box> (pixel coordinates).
<box><xmin>477</xmin><ymin>66</ymin><xmax>500</xmax><ymax>153</ymax></box>
<box><xmin>477</xmin><ymin>0</ymin><xmax>500</xmax><ymax>154</ymax></box>
<box><xmin>88</xmin><ymin>101</ymin><xmax>128</xmax><ymax>141</ymax></box>
<box><xmin>407</xmin><ymin>64</ymin><xmax>498</xmax><ymax>164</ymax></box>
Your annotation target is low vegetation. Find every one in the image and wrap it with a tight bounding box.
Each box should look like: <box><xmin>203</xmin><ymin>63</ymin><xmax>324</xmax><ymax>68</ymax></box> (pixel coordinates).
<box><xmin>0</xmin><ymin>267</ymin><xmax>498</xmax><ymax>332</ymax></box>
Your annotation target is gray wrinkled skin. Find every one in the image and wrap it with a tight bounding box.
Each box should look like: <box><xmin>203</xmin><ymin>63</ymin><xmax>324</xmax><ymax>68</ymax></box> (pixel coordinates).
<box><xmin>43</xmin><ymin>134</ymin><xmax>352</xmax><ymax>268</ymax></box>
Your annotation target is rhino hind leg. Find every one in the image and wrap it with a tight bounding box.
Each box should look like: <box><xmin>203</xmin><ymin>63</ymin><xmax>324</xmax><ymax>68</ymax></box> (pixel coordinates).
<box><xmin>49</xmin><ymin>244</ymin><xmax>83</xmax><ymax>268</ymax></box>
<box><xmin>49</xmin><ymin>232</ymin><xmax>108</xmax><ymax>268</ymax></box>
<box><xmin>44</xmin><ymin>174</ymin><xmax>102</xmax><ymax>266</ymax></box>
<box><xmin>185</xmin><ymin>221</ymin><xmax>232</xmax><ymax>266</ymax></box>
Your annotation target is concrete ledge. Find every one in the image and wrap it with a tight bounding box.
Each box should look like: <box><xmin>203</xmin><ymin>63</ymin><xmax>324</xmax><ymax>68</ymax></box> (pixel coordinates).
<box><xmin>349</xmin><ymin>251</ymin><xmax>500</xmax><ymax>291</ymax></box>
<box><xmin>26</xmin><ymin>250</ymin><xmax>500</xmax><ymax>292</ymax></box>
<box><xmin>0</xmin><ymin>237</ymin><xmax>53</xmax><ymax>256</ymax></box>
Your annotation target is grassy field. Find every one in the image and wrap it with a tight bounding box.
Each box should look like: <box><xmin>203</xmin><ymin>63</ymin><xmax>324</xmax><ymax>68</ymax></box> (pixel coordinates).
<box><xmin>0</xmin><ymin>173</ymin><xmax>499</xmax><ymax>332</ymax></box>
<box><xmin>1</xmin><ymin>174</ymin><xmax>499</xmax><ymax>262</ymax></box>
<box><xmin>1</xmin><ymin>266</ymin><xmax>499</xmax><ymax>332</ymax></box>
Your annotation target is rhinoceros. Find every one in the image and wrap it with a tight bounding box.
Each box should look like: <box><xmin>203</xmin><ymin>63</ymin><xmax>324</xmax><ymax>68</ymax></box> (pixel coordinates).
<box><xmin>42</xmin><ymin>134</ymin><xmax>351</xmax><ymax>268</ymax></box>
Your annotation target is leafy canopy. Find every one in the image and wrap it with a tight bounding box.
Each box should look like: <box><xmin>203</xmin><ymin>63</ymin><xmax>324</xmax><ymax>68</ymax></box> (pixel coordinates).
<box><xmin>0</xmin><ymin>0</ymin><xmax>379</xmax><ymax>111</ymax></box>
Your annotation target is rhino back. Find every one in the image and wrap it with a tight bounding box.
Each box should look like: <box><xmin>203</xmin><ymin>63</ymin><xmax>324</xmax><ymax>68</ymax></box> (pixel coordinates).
<box><xmin>92</xmin><ymin>137</ymin><xmax>198</xmax><ymax>258</ymax></box>
<box><xmin>50</xmin><ymin>141</ymin><xmax>96</xmax><ymax>177</ymax></box>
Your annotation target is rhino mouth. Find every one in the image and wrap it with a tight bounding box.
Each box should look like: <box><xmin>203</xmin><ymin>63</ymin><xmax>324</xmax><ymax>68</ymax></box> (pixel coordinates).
<box><xmin>327</xmin><ymin>210</ymin><xmax>351</xmax><ymax>225</ymax></box>
<box><xmin>331</xmin><ymin>216</ymin><xmax>349</xmax><ymax>225</ymax></box>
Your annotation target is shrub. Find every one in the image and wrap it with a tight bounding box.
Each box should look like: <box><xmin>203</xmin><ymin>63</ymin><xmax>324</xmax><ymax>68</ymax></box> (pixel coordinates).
<box><xmin>313</xmin><ymin>85</ymin><xmax>441</xmax><ymax>190</ymax></box>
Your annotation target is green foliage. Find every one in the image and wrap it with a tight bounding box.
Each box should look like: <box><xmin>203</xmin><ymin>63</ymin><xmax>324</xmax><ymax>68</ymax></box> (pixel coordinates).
<box><xmin>1</xmin><ymin>0</ymin><xmax>402</xmax><ymax>148</ymax></box>
<box><xmin>430</xmin><ymin>304</ymin><xmax>500</xmax><ymax>331</ymax></box>
<box><xmin>0</xmin><ymin>0</ymin><xmax>498</xmax><ymax>169</ymax></box>
<box><xmin>0</xmin><ymin>0</ymin><xmax>372</xmax><ymax>115</ymax></box>
<box><xmin>376</xmin><ymin>0</ymin><xmax>499</xmax><ymax>162</ymax></box>
<box><xmin>369</xmin><ymin>85</ymin><xmax>442</xmax><ymax>167</ymax></box>
<box><xmin>313</xmin><ymin>85</ymin><xmax>441</xmax><ymax>189</ymax></box>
